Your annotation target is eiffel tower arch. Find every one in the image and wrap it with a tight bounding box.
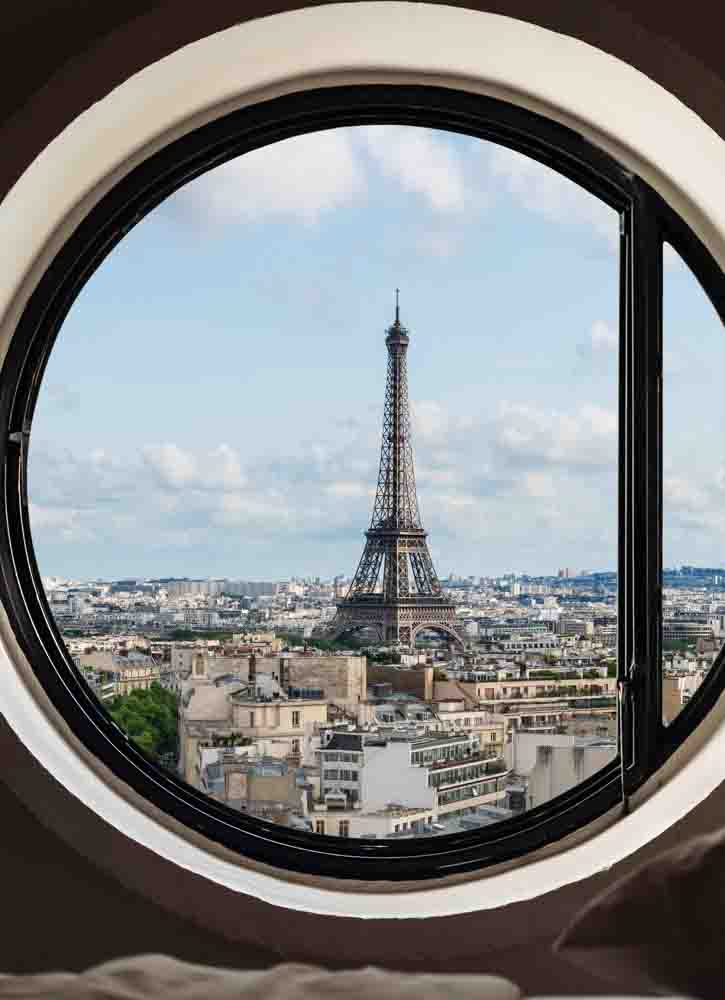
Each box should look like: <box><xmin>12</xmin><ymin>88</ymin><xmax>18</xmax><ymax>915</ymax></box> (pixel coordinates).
<box><xmin>326</xmin><ymin>294</ymin><xmax>466</xmax><ymax>652</ymax></box>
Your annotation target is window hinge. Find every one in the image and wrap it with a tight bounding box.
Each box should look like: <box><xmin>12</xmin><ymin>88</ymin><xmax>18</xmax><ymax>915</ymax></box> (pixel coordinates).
<box><xmin>8</xmin><ymin>426</ymin><xmax>30</xmax><ymax>446</ymax></box>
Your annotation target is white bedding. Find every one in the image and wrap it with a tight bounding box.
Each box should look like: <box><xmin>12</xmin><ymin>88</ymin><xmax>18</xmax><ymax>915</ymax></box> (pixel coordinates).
<box><xmin>0</xmin><ymin>955</ymin><xmax>693</xmax><ymax>999</ymax></box>
<box><xmin>0</xmin><ymin>956</ymin><xmax>522</xmax><ymax>1000</ymax></box>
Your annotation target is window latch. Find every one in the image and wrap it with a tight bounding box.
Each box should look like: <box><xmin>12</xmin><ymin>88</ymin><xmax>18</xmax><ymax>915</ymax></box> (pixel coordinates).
<box><xmin>618</xmin><ymin>660</ymin><xmax>643</xmax><ymax>814</ymax></box>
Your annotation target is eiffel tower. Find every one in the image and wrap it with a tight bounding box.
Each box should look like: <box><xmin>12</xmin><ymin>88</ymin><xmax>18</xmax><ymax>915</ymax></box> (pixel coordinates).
<box><xmin>327</xmin><ymin>292</ymin><xmax>465</xmax><ymax>650</ymax></box>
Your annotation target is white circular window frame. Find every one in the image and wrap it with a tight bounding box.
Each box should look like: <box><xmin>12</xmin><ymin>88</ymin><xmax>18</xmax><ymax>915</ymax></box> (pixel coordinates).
<box><xmin>0</xmin><ymin>2</ymin><xmax>724</xmax><ymax>920</ymax></box>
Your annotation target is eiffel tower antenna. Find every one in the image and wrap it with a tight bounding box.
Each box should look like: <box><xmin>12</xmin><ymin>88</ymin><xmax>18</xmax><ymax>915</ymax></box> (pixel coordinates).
<box><xmin>325</xmin><ymin>299</ymin><xmax>465</xmax><ymax>650</ymax></box>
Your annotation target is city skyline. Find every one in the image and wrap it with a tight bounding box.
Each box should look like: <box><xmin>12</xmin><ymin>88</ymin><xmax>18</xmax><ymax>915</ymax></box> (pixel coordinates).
<box><xmin>48</xmin><ymin>563</ymin><xmax>725</xmax><ymax>586</ymax></box>
<box><xmin>26</xmin><ymin>125</ymin><xmax>721</xmax><ymax>580</ymax></box>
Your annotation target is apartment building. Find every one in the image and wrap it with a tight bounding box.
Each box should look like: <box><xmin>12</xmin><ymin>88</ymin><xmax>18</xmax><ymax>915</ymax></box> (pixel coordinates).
<box><xmin>497</xmin><ymin>634</ymin><xmax>560</xmax><ymax>654</ymax></box>
<box><xmin>230</xmin><ymin>688</ymin><xmax>327</xmax><ymax>759</ymax></box>
<box><xmin>78</xmin><ymin>650</ymin><xmax>161</xmax><ymax>695</ymax></box>
<box><xmin>199</xmin><ymin>751</ymin><xmax>304</xmax><ymax>825</ymax></box>
<box><xmin>663</xmin><ymin>620</ymin><xmax>716</xmax><ymax>641</ymax></box>
<box><xmin>431</xmin><ymin>699</ymin><xmax>506</xmax><ymax>755</ymax></box>
<box><xmin>527</xmin><ymin>738</ymin><xmax>617</xmax><ymax>810</ymax></box>
<box><xmin>662</xmin><ymin>670</ymin><xmax>706</xmax><ymax>724</ymax></box>
<box><xmin>273</xmin><ymin>654</ymin><xmax>367</xmax><ymax>712</ymax></box>
<box><xmin>312</xmin><ymin>730</ymin><xmax>510</xmax><ymax>836</ymax></box>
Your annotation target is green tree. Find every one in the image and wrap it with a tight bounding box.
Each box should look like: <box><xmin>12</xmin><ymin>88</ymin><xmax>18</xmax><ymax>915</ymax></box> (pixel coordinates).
<box><xmin>278</xmin><ymin>632</ymin><xmax>368</xmax><ymax>653</ymax></box>
<box><xmin>167</xmin><ymin>628</ymin><xmax>233</xmax><ymax>641</ymax></box>
<box><xmin>108</xmin><ymin>682</ymin><xmax>179</xmax><ymax>760</ymax></box>
<box><xmin>662</xmin><ymin>639</ymin><xmax>694</xmax><ymax>654</ymax></box>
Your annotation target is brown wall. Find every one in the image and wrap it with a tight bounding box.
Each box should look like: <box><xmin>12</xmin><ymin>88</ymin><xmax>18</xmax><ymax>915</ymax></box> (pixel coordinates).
<box><xmin>368</xmin><ymin>664</ymin><xmax>434</xmax><ymax>701</ymax></box>
<box><xmin>283</xmin><ymin>655</ymin><xmax>367</xmax><ymax>704</ymax></box>
<box><xmin>0</xmin><ymin>1</ymin><xmax>724</xmax><ymax>993</ymax></box>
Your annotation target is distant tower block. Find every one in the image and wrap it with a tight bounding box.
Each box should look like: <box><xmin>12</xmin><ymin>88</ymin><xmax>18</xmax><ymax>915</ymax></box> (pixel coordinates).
<box><xmin>326</xmin><ymin>292</ymin><xmax>465</xmax><ymax>650</ymax></box>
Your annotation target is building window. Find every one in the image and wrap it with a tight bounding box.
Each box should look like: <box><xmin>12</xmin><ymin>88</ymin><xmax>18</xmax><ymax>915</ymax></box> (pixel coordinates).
<box><xmin>339</xmin><ymin>820</ymin><xmax>350</xmax><ymax>838</ymax></box>
<box><xmin>315</xmin><ymin>820</ymin><xmax>325</xmax><ymax>835</ymax></box>
<box><xmin>2</xmin><ymin>82</ymin><xmax>722</xmax><ymax>884</ymax></box>
<box><xmin>291</xmin><ymin>710</ymin><xmax>300</xmax><ymax>728</ymax></box>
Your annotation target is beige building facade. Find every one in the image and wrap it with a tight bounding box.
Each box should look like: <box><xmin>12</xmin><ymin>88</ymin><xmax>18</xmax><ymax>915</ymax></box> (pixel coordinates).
<box><xmin>231</xmin><ymin>694</ymin><xmax>327</xmax><ymax>758</ymax></box>
<box><xmin>272</xmin><ymin>654</ymin><xmax>367</xmax><ymax>710</ymax></box>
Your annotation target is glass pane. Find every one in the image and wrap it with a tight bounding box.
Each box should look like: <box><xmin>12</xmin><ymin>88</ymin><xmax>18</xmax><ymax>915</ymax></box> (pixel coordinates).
<box><xmin>28</xmin><ymin>125</ymin><xmax>619</xmax><ymax>837</ymax></box>
<box><xmin>662</xmin><ymin>242</ymin><xmax>725</xmax><ymax>724</ymax></box>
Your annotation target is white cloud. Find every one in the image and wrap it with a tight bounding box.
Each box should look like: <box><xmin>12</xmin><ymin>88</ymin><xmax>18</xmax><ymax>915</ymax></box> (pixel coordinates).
<box><xmin>589</xmin><ymin>320</ymin><xmax>617</xmax><ymax>355</ymax></box>
<box><xmin>27</xmin><ymin>391</ymin><xmax>623</xmax><ymax>571</ymax></box>
<box><xmin>489</xmin><ymin>145</ymin><xmax>618</xmax><ymax>247</ymax></box>
<box><xmin>416</xmin><ymin>465</ymin><xmax>461</xmax><ymax>487</ymax></box>
<box><xmin>411</xmin><ymin>399</ymin><xmax>475</xmax><ymax>446</ymax></box>
<box><xmin>664</xmin><ymin>476</ymin><xmax>709</xmax><ymax>513</ymax></box>
<box><xmin>663</xmin><ymin>350</ymin><xmax>686</xmax><ymax>377</ymax></box>
<box><xmin>171</xmin><ymin>130</ymin><xmax>366</xmax><ymax>227</ymax></box>
<box><xmin>521</xmin><ymin>471</ymin><xmax>557</xmax><ymax>498</ymax></box>
<box><xmin>27</xmin><ymin>445</ymin><xmax>136</xmax><ymax>510</ymax></box>
<box><xmin>164</xmin><ymin>125</ymin><xmax>623</xmax><ymax>269</ymax></box>
<box><xmin>663</xmin><ymin>241</ymin><xmax>683</xmax><ymax>272</ymax></box>
<box><xmin>661</xmin><ymin>470</ymin><xmax>725</xmax><ymax>561</ymax></box>
<box><xmin>577</xmin><ymin>319</ymin><xmax>618</xmax><ymax>368</ymax></box>
<box><xmin>576</xmin><ymin>321</ymin><xmax>685</xmax><ymax>378</ymax></box>
<box><xmin>324</xmin><ymin>480</ymin><xmax>369</xmax><ymax>499</ymax></box>
<box><xmin>359</xmin><ymin>126</ymin><xmax>466</xmax><ymax>212</ymax></box>
<box><xmin>434</xmin><ymin>492</ymin><xmax>478</xmax><ymax>512</ymax></box>
<box><xmin>412</xmin><ymin>400</ymin><xmax>449</xmax><ymax>443</ymax></box>
<box><xmin>494</xmin><ymin>401</ymin><xmax>617</xmax><ymax>469</ymax></box>
<box><xmin>142</xmin><ymin>442</ymin><xmax>245</xmax><ymax>491</ymax></box>
<box><xmin>206</xmin><ymin>444</ymin><xmax>245</xmax><ymax>490</ymax></box>
<box><xmin>142</xmin><ymin>443</ymin><xmax>197</xmax><ymax>489</ymax></box>
<box><xmin>28</xmin><ymin>503</ymin><xmax>96</xmax><ymax>543</ymax></box>
<box><xmin>212</xmin><ymin>491</ymin><xmax>293</xmax><ymax>527</ymax></box>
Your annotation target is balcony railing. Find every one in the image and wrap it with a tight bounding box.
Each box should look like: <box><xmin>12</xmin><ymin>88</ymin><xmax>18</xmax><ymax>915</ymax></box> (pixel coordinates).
<box><xmin>437</xmin><ymin>776</ymin><xmax>509</xmax><ymax>808</ymax></box>
<box><xmin>430</xmin><ymin>759</ymin><xmax>508</xmax><ymax>789</ymax></box>
<box><xmin>425</xmin><ymin>752</ymin><xmax>504</xmax><ymax>773</ymax></box>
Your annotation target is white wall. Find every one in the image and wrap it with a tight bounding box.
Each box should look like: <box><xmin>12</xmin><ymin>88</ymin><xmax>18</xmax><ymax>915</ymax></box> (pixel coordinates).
<box><xmin>528</xmin><ymin>745</ymin><xmax>616</xmax><ymax>809</ymax></box>
<box><xmin>360</xmin><ymin>743</ymin><xmax>435</xmax><ymax>812</ymax></box>
<box><xmin>508</xmin><ymin>732</ymin><xmax>577</xmax><ymax>776</ymax></box>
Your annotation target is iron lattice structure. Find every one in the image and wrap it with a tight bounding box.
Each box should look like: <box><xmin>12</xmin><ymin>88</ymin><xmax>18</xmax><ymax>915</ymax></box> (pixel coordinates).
<box><xmin>327</xmin><ymin>296</ymin><xmax>465</xmax><ymax>649</ymax></box>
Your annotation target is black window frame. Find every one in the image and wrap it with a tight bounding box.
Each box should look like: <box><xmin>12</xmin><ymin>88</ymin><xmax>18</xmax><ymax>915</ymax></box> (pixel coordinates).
<box><xmin>0</xmin><ymin>84</ymin><xmax>724</xmax><ymax>882</ymax></box>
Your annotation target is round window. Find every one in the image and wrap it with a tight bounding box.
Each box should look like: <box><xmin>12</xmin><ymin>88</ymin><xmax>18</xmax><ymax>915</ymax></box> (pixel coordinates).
<box><xmin>1</xmin><ymin>84</ymin><xmax>723</xmax><ymax>882</ymax></box>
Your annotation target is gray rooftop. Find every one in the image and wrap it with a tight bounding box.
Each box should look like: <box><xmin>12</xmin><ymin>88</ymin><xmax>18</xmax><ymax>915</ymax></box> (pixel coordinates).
<box><xmin>321</xmin><ymin>733</ymin><xmax>364</xmax><ymax>751</ymax></box>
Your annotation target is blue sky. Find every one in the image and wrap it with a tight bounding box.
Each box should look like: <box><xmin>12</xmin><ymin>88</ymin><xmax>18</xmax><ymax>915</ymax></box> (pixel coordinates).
<box><xmin>26</xmin><ymin>126</ymin><xmax>721</xmax><ymax>581</ymax></box>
